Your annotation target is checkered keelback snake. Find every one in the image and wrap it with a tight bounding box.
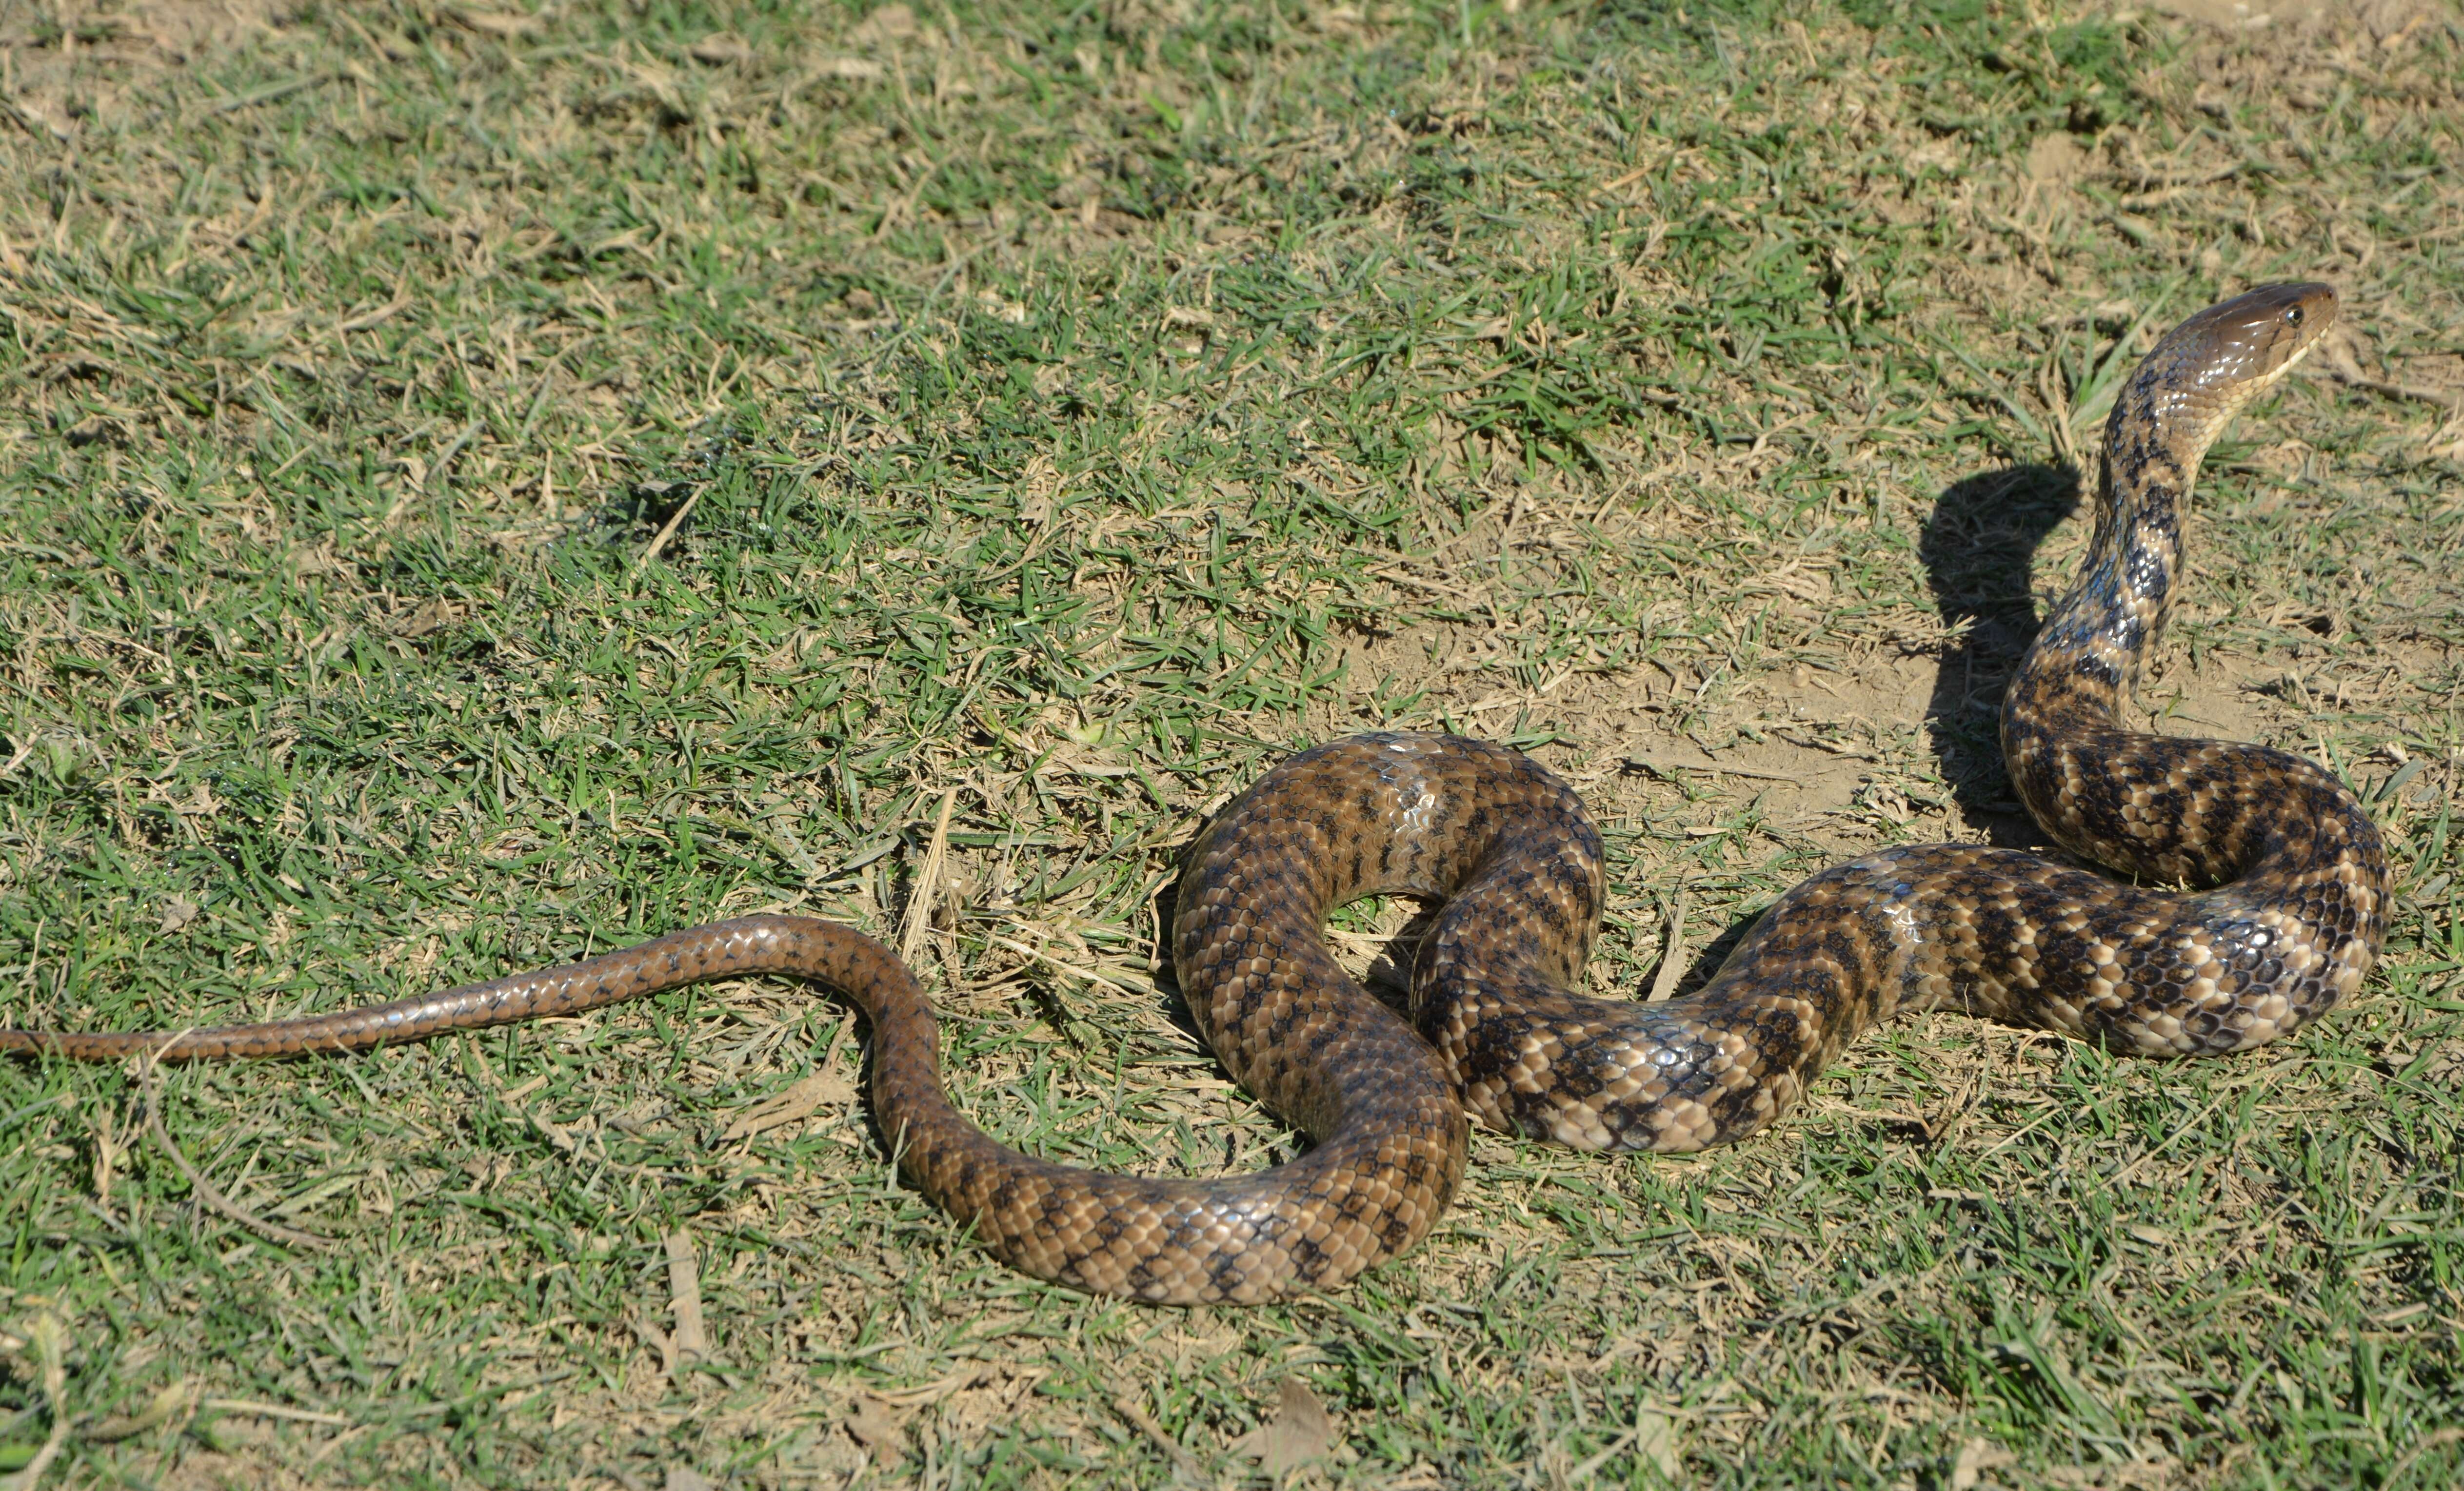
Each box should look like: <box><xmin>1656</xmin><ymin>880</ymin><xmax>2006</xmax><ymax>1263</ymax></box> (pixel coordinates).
<box><xmin>5</xmin><ymin>285</ymin><xmax>2385</xmax><ymax>1304</ymax></box>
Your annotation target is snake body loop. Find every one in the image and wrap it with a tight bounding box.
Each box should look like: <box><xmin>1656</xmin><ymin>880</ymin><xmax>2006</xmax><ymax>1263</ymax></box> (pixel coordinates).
<box><xmin>2</xmin><ymin>286</ymin><xmax>2386</xmax><ymax>1304</ymax></box>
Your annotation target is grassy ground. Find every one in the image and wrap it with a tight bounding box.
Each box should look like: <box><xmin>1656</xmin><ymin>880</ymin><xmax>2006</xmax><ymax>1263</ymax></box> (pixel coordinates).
<box><xmin>0</xmin><ymin>0</ymin><xmax>2460</xmax><ymax>1484</ymax></box>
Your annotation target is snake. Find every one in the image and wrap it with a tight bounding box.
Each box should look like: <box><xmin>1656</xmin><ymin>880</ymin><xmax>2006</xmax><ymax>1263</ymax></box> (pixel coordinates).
<box><xmin>2</xmin><ymin>284</ymin><xmax>2386</xmax><ymax>1305</ymax></box>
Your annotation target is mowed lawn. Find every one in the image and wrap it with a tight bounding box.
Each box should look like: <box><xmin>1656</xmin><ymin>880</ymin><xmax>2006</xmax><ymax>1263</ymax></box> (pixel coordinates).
<box><xmin>1</xmin><ymin>0</ymin><xmax>2460</xmax><ymax>1485</ymax></box>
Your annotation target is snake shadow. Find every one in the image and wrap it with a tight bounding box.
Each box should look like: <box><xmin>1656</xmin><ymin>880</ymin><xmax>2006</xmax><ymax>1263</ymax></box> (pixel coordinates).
<box><xmin>1915</xmin><ymin>460</ymin><xmax>2082</xmax><ymax>851</ymax></box>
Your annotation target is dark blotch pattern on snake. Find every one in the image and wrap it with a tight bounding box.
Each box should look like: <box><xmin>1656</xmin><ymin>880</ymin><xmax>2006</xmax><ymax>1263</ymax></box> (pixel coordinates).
<box><xmin>2</xmin><ymin>285</ymin><xmax>2387</xmax><ymax>1304</ymax></box>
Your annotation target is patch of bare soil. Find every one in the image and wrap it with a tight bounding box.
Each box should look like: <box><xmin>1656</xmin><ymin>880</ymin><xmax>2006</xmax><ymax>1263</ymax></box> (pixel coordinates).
<box><xmin>2138</xmin><ymin>0</ymin><xmax>2432</xmax><ymax>37</ymax></box>
<box><xmin>1</xmin><ymin>0</ymin><xmax>293</xmax><ymax>131</ymax></box>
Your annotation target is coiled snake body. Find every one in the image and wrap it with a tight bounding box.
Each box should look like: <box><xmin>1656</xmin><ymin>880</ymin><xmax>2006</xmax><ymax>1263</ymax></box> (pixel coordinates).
<box><xmin>3</xmin><ymin>286</ymin><xmax>2387</xmax><ymax>1304</ymax></box>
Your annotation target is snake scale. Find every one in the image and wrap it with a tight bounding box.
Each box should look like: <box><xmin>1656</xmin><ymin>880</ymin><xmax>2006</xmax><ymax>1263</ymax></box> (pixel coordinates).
<box><xmin>3</xmin><ymin>285</ymin><xmax>2387</xmax><ymax>1304</ymax></box>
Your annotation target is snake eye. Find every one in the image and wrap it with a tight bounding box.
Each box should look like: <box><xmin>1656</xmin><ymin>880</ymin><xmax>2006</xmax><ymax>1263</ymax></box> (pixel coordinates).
<box><xmin>2286</xmin><ymin>306</ymin><xmax>2304</xmax><ymax>326</ymax></box>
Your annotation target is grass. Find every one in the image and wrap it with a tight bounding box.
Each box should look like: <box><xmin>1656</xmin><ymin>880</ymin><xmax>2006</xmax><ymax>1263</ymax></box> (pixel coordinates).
<box><xmin>0</xmin><ymin>0</ymin><xmax>2459</xmax><ymax>1485</ymax></box>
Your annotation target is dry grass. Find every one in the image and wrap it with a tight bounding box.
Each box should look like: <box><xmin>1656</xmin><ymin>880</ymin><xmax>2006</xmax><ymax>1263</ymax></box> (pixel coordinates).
<box><xmin>0</xmin><ymin>0</ymin><xmax>2460</xmax><ymax>1486</ymax></box>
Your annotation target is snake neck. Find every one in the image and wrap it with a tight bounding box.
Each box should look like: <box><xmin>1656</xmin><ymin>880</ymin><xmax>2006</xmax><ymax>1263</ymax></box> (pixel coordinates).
<box><xmin>1997</xmin><ymin>348</ymin><xmax>2342</xmax><ymax>888</ymax></box>
<box><xmin>2006</xmin><ymin>358</ymin><xmax>2224</xmax><ymax>736</ymax></box>
<box><xmin>1998</xmin><ymin>367</ymin><xmax>2204</xmax><ymax>872</ymax></box>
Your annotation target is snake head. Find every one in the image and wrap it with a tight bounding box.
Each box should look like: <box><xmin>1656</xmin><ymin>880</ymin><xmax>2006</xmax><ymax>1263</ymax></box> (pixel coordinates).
<box><xmin>2124</xmin><ymin>282</ymin><xmax>2339</xmax><ymax>465</ymax></box>
<box><xmin>2166</xmin><ymin>281</ymin><xmax>2338</xmax><ymax>392</ymax></box>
